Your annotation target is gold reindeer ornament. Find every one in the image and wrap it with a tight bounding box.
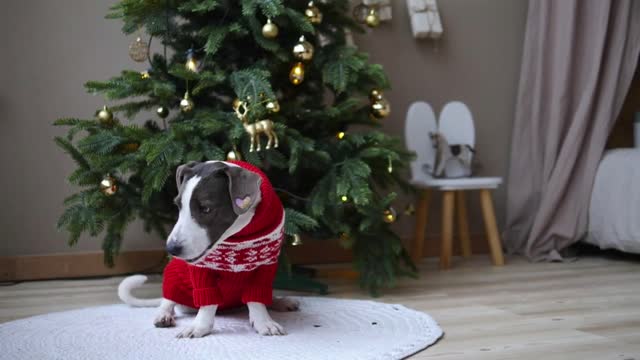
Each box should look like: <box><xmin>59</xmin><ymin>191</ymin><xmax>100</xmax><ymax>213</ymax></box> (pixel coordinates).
<box><xmin>233</xmin><ymin>100</ymin><xmax>279</xmax><ymax>152</ymax></box>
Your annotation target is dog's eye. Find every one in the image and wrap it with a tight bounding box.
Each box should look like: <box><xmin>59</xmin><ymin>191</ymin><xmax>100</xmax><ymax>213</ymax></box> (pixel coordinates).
<box><xmin>200</xmin><ymin>206</ymin><xmax>211</xmax><ymax>214</ymax></box>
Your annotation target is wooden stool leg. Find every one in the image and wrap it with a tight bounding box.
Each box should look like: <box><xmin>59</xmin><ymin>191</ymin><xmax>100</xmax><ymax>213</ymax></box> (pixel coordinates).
<box><xmin>440</xmin><ymin>191</ymin><xmax>455</xmax><ymax>269</ymax></box>
<box><xmin>479</xmin><ymin>189</ymin><xmax>505</xmax><ymax>266</ymax></box>
<box><xmin>412</xmin><ymin>189</ymin><xmax>431</xmax><ymax>263</ymax></box>
<box><xmin>456</xmin><ymin>191</ymin><xmax>472</xmax><ymax>258</ymax></box>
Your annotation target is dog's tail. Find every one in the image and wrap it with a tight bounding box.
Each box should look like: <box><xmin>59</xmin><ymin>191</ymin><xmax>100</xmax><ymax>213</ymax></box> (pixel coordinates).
<box><xmin>118</xmin><ymin>275</ymin><xmax>162</xmax><ymax>307</ymax></box>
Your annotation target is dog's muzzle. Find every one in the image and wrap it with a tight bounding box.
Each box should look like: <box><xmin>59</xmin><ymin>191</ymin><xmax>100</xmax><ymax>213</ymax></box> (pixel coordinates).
<box><xmin>166</xmin><ymin>240</ymin><xmax>183</xmax><ymax>257</ymax></box>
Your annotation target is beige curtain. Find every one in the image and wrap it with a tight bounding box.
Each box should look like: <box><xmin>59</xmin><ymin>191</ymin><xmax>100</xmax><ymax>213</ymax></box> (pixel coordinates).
<box><xmin>504</xmin><ymin>0</ymin><xmax>640</xmax><ymax>260</ymax></box>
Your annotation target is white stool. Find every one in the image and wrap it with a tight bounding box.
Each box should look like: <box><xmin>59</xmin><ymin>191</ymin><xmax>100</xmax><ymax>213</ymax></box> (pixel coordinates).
<box><xmin>411</xmin><ymin>178</ymin><xmax>504</xmax><ymax>269</ymax></box>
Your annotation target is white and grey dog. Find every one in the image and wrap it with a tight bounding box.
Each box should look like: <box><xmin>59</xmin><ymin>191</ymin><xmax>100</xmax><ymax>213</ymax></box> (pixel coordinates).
<box><xmin>118</xmin><ymin>161</ymin><xmax>298</xmax><ymax>338</ymax></box>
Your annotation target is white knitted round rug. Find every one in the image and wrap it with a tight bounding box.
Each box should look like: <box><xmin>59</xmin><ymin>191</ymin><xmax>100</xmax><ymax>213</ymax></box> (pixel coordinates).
<box><xmin>0</xmin><ymin>297</ymin><xmax>443</xmax><ymax>360</ymax></box>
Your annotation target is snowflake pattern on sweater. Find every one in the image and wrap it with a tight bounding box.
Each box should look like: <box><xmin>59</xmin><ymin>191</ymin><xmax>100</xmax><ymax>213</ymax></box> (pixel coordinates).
<box><xmin>192</xmin><ymin>213</ymin><xmax>285</xmax><ymax>272</ymax></box>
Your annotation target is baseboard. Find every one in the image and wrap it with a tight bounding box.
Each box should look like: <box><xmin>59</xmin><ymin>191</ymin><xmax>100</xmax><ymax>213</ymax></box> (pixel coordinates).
<box><xmin>0</xmin><ymin>234</ymin><xmax>489</xmax><ymax>282</ymax></box>
<box><xmin>0</xmin><ymin>250</ymin><xmax>168</xmax><ymax>282</ymax></box>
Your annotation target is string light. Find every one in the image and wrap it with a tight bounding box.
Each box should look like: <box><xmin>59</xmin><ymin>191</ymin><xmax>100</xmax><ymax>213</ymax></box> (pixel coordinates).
<box><xmin>185</xmin><ymin>48</ymin><xmax>199</xmax><ymax>72</ymax></box>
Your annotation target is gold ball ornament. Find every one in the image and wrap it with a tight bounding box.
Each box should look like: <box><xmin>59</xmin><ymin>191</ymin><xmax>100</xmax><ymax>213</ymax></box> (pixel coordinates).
<box><xmin>156</xmin><ymin>106</ymin><xmax>169</xmax><ymax>119</ymax></box>
<box><xmin>128</xmin><ymin>36</ymin><xmax>148</xmax><ymax>62</ymax></box>
<box><xmin>265</xmin><ymin>100</ymin><xmax>280</xmax><ymax>113</ymax></box>
<box><xmin>180</xmin><ymin>92</ymin><xmax>194</xmax><ymax>113</ymax></box>
<box><xmin>100</xmin><ymin>176</ymin><xmax>118</xmax><ymax>196</ymax></box>
<box><xmin>292</xmin><ymin>36</ymin><xmax>314</xmax><ymax>62</ymax></box>
<box><xmin>383</xmin><ymin>207</ymin><xmax>397</xmax><ymax>223</ymax></box>
<box><xmin>365</xmin><ymin>8</ymin><xmax>381</xmax><ymax>28</ymax></box>
<box><xmin>305</xmin><ymin>1</ymin><xmax>323</xmax><ymax>24</ymax></box>
<box><xmin>289</xmin><ymin>62</ymin><xmax>305</xmax><ymax>85</ymax></box>
<box><xmin>96</xmin><ymin>106</ymin><xmax>115</xmax><ymax>125</ymax></box>
<box><xmin>370</xmin><ymin>89</ymin><xmax>384</xmax><ymax>101</ymax></box>
<box><xmin>226</xmin><ymin>148</ymin><xmax>242</xmax><ymax>161</ymax></box>
<box><xmin>371</xmin><ymin>98</ymin><xmax>391</xmax><ymax>119</ymax></box>
<box><xmin>262</xmin><ymin>18</ymin><xmax>279</xmax><ymax>39</ymax></box>
<box><xmin>291</xmin><ymin>233</ymin><xmax>303</xmax><ymax>246</ymax></box>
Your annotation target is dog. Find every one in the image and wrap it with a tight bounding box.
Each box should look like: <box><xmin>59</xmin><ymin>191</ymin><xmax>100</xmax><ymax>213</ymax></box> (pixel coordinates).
<box><xmin>118</xmin><ymin>160</ymin><xmax>299</xmax><ymax>338</ymax></box>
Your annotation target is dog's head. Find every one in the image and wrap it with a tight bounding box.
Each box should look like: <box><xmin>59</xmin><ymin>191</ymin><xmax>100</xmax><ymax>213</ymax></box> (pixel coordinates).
<box><xmin>166</xmin><ymin>161</ymin><xmax>262</xmax><ymax>263</ymax></box>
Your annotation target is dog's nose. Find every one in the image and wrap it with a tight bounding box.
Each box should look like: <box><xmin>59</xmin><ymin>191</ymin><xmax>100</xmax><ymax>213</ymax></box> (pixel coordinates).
<box><xmin>166</xmin><ymin>241</ymin><xmax>183</xmax><ymax>256</ymax></box>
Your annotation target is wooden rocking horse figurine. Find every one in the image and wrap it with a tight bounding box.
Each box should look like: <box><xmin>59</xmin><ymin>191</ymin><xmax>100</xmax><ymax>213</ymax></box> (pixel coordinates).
<box><xmin>234</xmin><ymin>101</ymin><xmax>279</xmax><ymax>152</ymax></box>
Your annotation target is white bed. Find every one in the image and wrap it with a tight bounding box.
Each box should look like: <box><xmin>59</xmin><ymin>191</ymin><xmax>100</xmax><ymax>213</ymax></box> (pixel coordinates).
<box><xmin>584</xmin><ymin>148</ymin><xmax>640</xmax><ymax>254</ymax></box>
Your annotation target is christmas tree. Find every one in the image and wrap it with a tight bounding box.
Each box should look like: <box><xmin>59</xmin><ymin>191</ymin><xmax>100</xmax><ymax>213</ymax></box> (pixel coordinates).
<box><xmin>54</xmin><ymin>0</ymin><xmax>414</xmax><ymax>295</ymax></box>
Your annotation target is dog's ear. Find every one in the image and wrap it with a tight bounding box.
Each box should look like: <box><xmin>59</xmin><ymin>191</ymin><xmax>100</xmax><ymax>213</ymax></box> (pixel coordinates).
<box><xmin>224</xmin><ymin>166</ymin><xmax>262</xmax><ymax>215</ymax></box>
<box><xmin>175</xmin><ymin>161</ymin><xmax>199</xmax><ymax>190</ymax></box>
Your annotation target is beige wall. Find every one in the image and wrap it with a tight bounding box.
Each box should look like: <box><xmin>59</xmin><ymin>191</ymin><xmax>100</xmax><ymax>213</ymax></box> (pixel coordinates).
<box><xmin>354</xmin><ymin>0</ymin><xmax>527</xmax><ymax>239</ymax></box>
<box><xmin>0</xmin><ymin>0</ymin><xmax>527</xmax><ymax>257</ymax></box>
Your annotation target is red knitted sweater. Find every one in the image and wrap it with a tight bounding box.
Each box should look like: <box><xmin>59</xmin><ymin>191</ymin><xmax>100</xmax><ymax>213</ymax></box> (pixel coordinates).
<box><xmin>162</xmin><ymin>161</ymin><xmax>284</xmax><ymax>309</ymax></box>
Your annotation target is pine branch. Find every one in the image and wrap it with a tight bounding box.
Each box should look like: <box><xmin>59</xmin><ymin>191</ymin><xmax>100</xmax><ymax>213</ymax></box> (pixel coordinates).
<box><xmin>54</xmin><ymin>137</ymin><xmax>91</xmax><ymax>170</ymax></box>
<box><xmin>230</xmin><ymin>68</ymin><xmax>275</xmax><ymax>104</ymax></box>
<box><xmin>284</xmin><ymin>208</ymin><xmax>319</xmax><ymax>236</ymax></box>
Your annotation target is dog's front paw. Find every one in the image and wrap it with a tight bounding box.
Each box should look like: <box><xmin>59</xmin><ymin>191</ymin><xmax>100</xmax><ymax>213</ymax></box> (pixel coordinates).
<box><xmin>176</xmin><ymin>325</ymin><xmax>212</xmax><ymax>338</ymax></box>
<box><xmin>270</xmin><ymin>297</ymin><xmax>300</xmax><ymax>312</ymax></box>
<box><xmin>252</xmin><ymin>318</ymin><xmax>285</xmax><ymax>336</ymax></box>
<box><xmin>154</xmin><ymin>313</ymin><xmax>176</xmax><ymax>328</ymax></box>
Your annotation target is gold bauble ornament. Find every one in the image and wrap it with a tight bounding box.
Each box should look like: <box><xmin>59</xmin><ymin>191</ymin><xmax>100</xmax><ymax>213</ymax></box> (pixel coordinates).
<box><xmin>292</xmin><ymin>35</ymin><xmax>314</xmax><ymax>62</ymax></box>
<box><xmin>262</xmin><ymin>18</ymin><xmax>279</xmax><ymax>39</ymax></box>
<box><xmin>305</xmin><ymin>1</ymin><xmax>323</xmax><ymax>24</ymax></box>
<box><xmin>365</xmin><ymin>8</ymin><xmax>381</xmax><ymax>28</ymax></box>
<box><xmin>156</xmin><ymin>106</ymin><xmax>169</xmax><ymax>119</ymax></box>
<box><xmin>226</xmin><ymin>149</ymin><xmax>242</xmax><ymax>161</ymax></box>
<box><xmin>291</xmin><ymin>233</ymin><xmax>303</xmax><ymax>246</ymax></box>
<box><xmin>100</xmin><ymin>175</ymin><xmax>118</xmax><ymax>196</ymax></box>
<box><xmin>180</xmin><ymin>92</ymin><xmax>194</xmax><ymax>113</ymax></box>
<box><xmin>289</xmin><ymin>62</ymin><xmax>305</xmax><ymax>85</ymax></box>
<box><xmin>128</xmin><ymin>36</ymin><xmax>148</xmax><ymax>62</ymax></box>
<box><xmin>97</xmin><ymin>106</ymin><xmax>114</xmax><ymax>125</ymax></box>
<box><xmin>265</xmin><ymin>100</ymin><xmax>280</xmax><ymax>113</ymax></box>
<box><xmin>370</xmin><ymin>89</ymin><xmax>384</xmax><ymax>101</ymax></box>
<box><xmin>382</xmin><ymin>207</ymin><xmax>397</xmax><ymax>223</ymax></box>
<box><xmin>371</xmin><ymin>98</ymin><xmax>391</xmax><ymax>119</ymax></box>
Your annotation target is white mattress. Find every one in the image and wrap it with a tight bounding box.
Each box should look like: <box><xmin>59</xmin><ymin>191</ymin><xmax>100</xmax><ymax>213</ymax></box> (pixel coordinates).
<box><xmin>584</xmin><ymin>148</ymin><xmax>640</xmax><ymax>253</ymax></box>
